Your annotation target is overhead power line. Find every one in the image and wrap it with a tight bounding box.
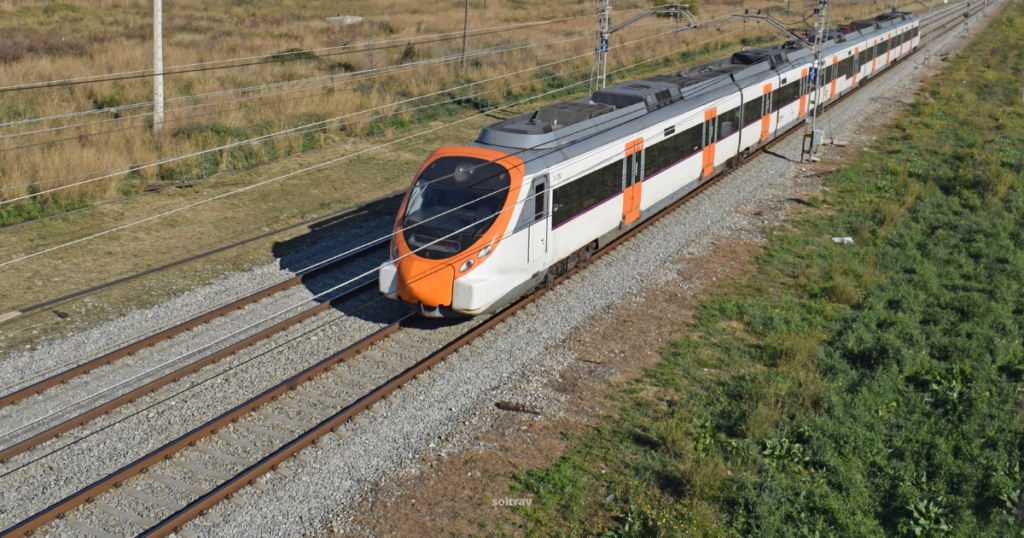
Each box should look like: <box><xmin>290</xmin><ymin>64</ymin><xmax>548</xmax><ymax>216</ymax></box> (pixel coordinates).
<box><xmin>0</xmin><ymin>27</ymin><xmax>758</xmax><ymax>268</ymax></box>
<box><xmin>0</xmin><ymin>22</ymin><xmax>706</xmax><ymax>200</ymax></box>
<box><xmin>0</xmin><ymin>14</ymin><xmax>609</xmax><ymax>94</ymax></box>
<box><xmin>0</xmin><ymin>27</ymin><xmax>760</xmax><ymax>232</ymax></box>
<box><xmin>0</xmin><ymin>13</ymin><xmax>611</xmax><ymax>93</ymax></box>
<box><xmin>0</xmin><ymin>26</ymin><xmax>604</xmax><ymax>139</ymax></box>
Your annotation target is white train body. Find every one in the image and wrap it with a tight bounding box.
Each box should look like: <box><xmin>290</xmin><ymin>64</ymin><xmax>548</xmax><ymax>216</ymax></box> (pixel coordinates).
<box><xmin>379</xmin><ymin>12</ymin><xmax>919</xmax><ymax>316</ymax></box>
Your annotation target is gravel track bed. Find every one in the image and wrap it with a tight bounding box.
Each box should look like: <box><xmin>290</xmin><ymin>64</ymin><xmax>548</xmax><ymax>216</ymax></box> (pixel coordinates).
<box><xmin>0</xmin><ymin>255</ymin><xmax>385</xmax><ymax>454</ymax></box>
<box><xmin>37</xmin><ymin>321</ymin><xmax>478</xmax><ymax>538</ymax></box>
<box><xmin>0</xmin><ymin>214</ymin><xmax>394</xmax><ymax>398</ymax></box>
<box><xmin>163</xmin><ymin>15</ymin><xmax>985</xmax><ymax>537</ymax></box>
<box><xmin>0</xmin><ymin>287</ymin><xmax>410</xmax><ymax>531</ymax></box>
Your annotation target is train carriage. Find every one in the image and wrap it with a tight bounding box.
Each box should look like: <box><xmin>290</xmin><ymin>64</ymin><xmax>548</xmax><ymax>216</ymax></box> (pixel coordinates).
<box><xmin>380</xmin><ymin>11</ymin><xmax>919</xmax><ymax>317</ymax></box>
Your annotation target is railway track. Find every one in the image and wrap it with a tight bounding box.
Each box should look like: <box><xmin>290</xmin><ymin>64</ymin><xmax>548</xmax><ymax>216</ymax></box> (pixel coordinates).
<box><xmin>0</xmin><ymin>239</ymin><xmax>389</xmax><ymax>464</ymax></box>
<box><xmin>0</xmin><ymin>2</ymin><xmax>994</xmax><ymax>536</ymax></box>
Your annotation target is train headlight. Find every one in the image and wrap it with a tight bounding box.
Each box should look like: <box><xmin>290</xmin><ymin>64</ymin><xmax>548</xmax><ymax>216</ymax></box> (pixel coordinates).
<box><xmin>459</xmin><ymin>259</ymin><xmax>475</xmax><ymax>272</ymax></box>
<box><xmin>478</xmin><ymin>245</ymin><xmax>493</xmax><ymax>258</ymax></box>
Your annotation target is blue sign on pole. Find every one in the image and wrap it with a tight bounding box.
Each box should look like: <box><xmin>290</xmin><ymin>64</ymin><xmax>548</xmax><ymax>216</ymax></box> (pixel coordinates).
<box><xmin>808</xmin><ymin>67</ymin><xmax>818</xmax><ymax>82</ymax></box>
<box><xmin>599</xmin><ymin>38</ymin><xmax>609</xmax><ymax>53</ymax></box>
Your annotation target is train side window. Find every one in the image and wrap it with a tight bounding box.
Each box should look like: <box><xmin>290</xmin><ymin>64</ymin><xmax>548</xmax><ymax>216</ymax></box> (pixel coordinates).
<box><xmin>837</xmin><ymin>57</ymin><xmax>854</xmax><ymax>78</ymax></box>
<box><xmin>534</xmin><ymin>184</ymin><xmax>545</xmax><ymax>220</ymax></box>
<box><xmin>742</xmin><ymin>95</ymin><xmax>762</xmax><ymax>126</ymax></box>
<box><xmin>776</xmin><ymin>81</ymin><xmax>800</xmax><ymax>106</ymax></box>
<box><xmin>644</xmin><ymin>139</ymin><xmax>664</xmax><ymax>178</ymax></box>
<box><xmin>718</xmin><ymin>107</ymin><xmax>739</xmax><ymax>138</ymax></box>
<box><xmin>678</xmin><ymin>123</ymin><xmax>703</xmax><ymax>158</ymax></box>
<box><xmin>552</xmin><ymin>158</ymin><xmax>624</xmax><ymax>228</ymax></box>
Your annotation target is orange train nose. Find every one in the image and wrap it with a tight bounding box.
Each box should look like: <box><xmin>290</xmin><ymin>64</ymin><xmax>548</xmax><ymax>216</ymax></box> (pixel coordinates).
<box><xmin>396</xmin><ymin>256</ymin><xmax>455</xmax><ymax>307</ymax></box>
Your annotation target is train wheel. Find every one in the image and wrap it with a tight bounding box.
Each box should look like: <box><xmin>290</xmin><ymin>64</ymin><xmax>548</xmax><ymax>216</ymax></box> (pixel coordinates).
<box><xmin>578</xmin><ymin>248</ymin><xmax>592</xmax><ymax>269</ymax></box>
<box><xmin>545</xmin><ymin>270</ymin><xmax>557</xmax><ymax>290</ymax></box>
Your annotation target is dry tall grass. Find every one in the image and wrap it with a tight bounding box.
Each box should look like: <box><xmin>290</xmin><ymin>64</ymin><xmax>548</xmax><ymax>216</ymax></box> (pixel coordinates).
<box><xmin>0</xmin><ymin>0</ymin><xmax>900</xmax><ymax>223</ymax></box>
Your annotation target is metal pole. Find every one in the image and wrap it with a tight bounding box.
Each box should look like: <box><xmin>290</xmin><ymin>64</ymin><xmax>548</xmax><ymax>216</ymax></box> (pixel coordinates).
<box><xmin>461</xmin><ymin>0</ymin><xmax>470</xmax><ymax>70</ymax></box>
<box><xmin>802</xmin><ymin>0</ymin><xmax>829</xmax><ymax>162</ymax></box>
<box><xmin>598</xmin><ymin>0</ymin><xmax>610</xmax><ymax>89</ymax></box>
<box><xmin>928</xmin><ymin>0</ymin><xmax>934</xmax><ymax>63</ymax></box>
<box><xmin>153</xmin><ymin>0</ymin><xmax>164</xmax><ymax>135</ymax></box>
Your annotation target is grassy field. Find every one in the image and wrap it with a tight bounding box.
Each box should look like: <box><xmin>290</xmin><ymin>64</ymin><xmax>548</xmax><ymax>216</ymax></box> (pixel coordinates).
<box><xmin>491</xmin><ymin>2</ymin><xmax>1024</xmax><ymax>536</ymax></box>
<box><xmin>0</xmin><ymin>0</ymin><xmax>908</xmax><ymax>225</ymax></box>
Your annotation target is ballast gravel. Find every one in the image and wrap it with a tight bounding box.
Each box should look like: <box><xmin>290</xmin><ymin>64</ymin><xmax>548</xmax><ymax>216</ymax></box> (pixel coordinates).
<box><xmin>0</xmin><ymin>214</ymin><xmax>407</xmax><ymax>531</ymax></box>
<box><xmin>0</xmin><ymin>213</ymin><xmax>395</xmax><ymax>399</ymax></box>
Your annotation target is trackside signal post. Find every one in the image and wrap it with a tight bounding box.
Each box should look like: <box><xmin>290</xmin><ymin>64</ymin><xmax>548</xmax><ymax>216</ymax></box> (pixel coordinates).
<box><xmin>803</xmin><ymin>0</ymin><xmax>831</xmax><ymax>162</ymax></box>
<box><xmin>714</xmin><ymin>0</ymin><xmax>831</xmax><ymax>162</ymax></box>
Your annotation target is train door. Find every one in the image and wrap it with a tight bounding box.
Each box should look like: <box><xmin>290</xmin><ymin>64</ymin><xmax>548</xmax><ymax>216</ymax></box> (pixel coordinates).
<box><xmin>829</xmin><ymin>56</ymin><xmax>838</xmax><ymax>99</ymax></box>
<box><xmin>760</xmin><ymin>85</ymin><xmax>772</xmax><ymax>142</ymax></box>
<box><xmin>622</xmin><ymin>138</ymin><xmax>643</xmax><ymax>225</ymax></box>
<box><xmin>528</xmin><ymin>175</ymin><xmax>548</xmax><ymax>262</ymax></box>
<box><xmin>852</xmin><ymin>48</ymin><xmax>860</xmax><ymax>86</ymax></box>
<box><xmin>872</xmin><ymin>39</ymin><xmax>878</xmax><ymax>73</ymax></box>
<box><xmin>701</xmin><ymin>108</ymin><xmax>718</xmax><ymax>178</ymax></box>
<box><xmin>799</xmin><ymin>68</ymin><xmax>809</xmax><ymax>118</ymax></box>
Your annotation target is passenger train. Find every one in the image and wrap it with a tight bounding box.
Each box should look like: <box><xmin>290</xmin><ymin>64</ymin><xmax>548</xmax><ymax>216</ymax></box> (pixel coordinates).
<box><xmin>379</xmin><ymin>11</ymin><xmax>920</xmax><ymax>316</ymax></box>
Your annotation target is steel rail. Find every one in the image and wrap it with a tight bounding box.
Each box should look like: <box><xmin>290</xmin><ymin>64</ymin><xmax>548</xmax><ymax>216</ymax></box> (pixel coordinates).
<box><xmin>0</xmin><ymin>5</ymin><xmax>987</xmax><ymax>535</ymax></box>
<box><xmin>0</xmin><ymin>242</ymin><xmax>387</xmax><ymax>463</ymax></box>
<box><xmin>0</xmin><ymin>314</ymin><xmax>410</xmax><ymax>538</ymax></box>
<box><xmin>0</xmin><ymin>279</ymin><xmax>380</xmax><ymax>465</ymax></box>
<box><xmin>0</xmin><ymin>238</ymin><xmax>387</xmax><ymax>409</ymax></box>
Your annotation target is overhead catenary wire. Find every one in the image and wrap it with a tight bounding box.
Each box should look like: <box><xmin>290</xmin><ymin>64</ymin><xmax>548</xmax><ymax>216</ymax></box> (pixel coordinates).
<box><xmin>0</xmin><ymin>24</ymin><xmax>693</xmax><ymax>152</ymax></box>
<box><xmin>0</xmin><ymin>20</ymin><xmax>732</xmax><ymax>202</ymax></box>
<box><xmin>1</xmin><ymin>23</ymin><xmax>684</xmax><ymax>145</ymax></box>
<box><xmin>0</xmin><ymin>2</ymin><xmax>759</xmax><ymax>131</ymax></box>
<box><xmin>0</xmin><ymin>12</ymin><xmax>618</xmax><ymax>94</ymax></box>
<box><xmin>0</xmin><ymin>23</ymin><xmax>599</xmax><ymax>133</ymax></box>
<box><xmin>0</xmin><ymin>25</ymin><xmax>759</xmax><ymax>269</ymax></box>
<box><xmin>0</xmin><ymin>26</ymin><xmax>760</xmax><ymax>233</ymax></box>
<box><xmin>0</xmin><ymin>0</ymin><xmax>876</xmax><ymax>204</ymax></box>
<box><xmin>0</xmin><ymin>18</ymin><xmax>695</xmax><ymax>144</ymax></box>
<box><xmin>0</xmin><ymin>1</ymin><xmax>954</xmax><ymax>424</ymax></box>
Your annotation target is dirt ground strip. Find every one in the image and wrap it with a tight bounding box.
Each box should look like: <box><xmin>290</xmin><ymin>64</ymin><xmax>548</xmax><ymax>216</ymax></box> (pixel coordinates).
<box><xmin>346</xmin><ymin>43</ymin><xmax>965</xmax><ymax>538</ymax></box>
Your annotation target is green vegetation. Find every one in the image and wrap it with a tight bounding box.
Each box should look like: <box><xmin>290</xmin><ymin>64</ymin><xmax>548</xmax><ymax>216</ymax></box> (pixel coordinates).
<box><xmin>500</xmin><ymin>4</ymin><xmax>1024</xmax><ymax>537</ymax></box>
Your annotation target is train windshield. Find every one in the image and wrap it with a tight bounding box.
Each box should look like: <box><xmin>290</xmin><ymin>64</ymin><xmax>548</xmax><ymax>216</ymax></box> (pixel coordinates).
<box><xmin>402</xmin><ymin>156</ymin><xmax>511</xmax><ymax>260</ymax></box>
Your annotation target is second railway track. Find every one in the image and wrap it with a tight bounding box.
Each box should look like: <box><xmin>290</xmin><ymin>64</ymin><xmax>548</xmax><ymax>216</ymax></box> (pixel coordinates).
<box><xmin>0</xmin><ymin>239</ymin><xmax>391</xmax><ymax>463</ymax></box>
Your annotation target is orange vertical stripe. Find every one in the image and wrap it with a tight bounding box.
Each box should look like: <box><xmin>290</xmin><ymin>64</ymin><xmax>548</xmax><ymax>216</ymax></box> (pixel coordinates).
<box><xmin>702</xmin><ymin>142</ymin><xmax>716</xmax><ymax>178</ymax></box>
<box><xmin>799</xmin><ymin>68</ymin><xmax>808</xmax><ymax>118</ymax></box>
<box><xmin>760</xmin><ymin>84</ymin><xmax>771</xmax><ymax>142</ymax></box>
<box><xmin>830</xmin><ymin>56</ymin><xmax>837</xmax><ymax>99</ymax></box>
